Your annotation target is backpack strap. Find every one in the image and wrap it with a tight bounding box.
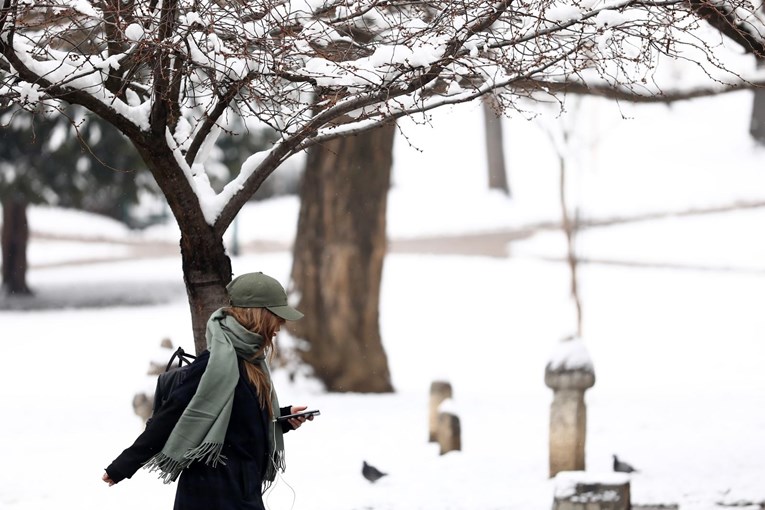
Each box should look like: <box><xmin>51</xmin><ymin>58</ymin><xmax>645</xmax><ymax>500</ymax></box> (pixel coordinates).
<box><xmin>165</xmin><ymin>346</ymin><xmax>197</xmax><ymax>372</ymax></box>
<box><xmin>149</xmin><ymin>347</ymin><xmax>198</xmax><ymax>421</ymax></box>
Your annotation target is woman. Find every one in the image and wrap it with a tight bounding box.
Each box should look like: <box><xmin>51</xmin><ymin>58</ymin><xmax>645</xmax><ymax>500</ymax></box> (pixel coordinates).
<box><xmin>102</xmin><ymin>272</ymin><xmax>313</xmax><ymax>510</ymax></box>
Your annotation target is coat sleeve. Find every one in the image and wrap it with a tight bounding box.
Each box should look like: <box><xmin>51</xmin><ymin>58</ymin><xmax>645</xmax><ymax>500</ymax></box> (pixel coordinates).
<box><xmin>104</xmin><ymin>360</ymin><xmax>205</xmax><ymax>485</ymax></box>
<box><xmin>279</xmin><ymin>405</ymin><xmax>299</xmax><ymax>433</ymax></box>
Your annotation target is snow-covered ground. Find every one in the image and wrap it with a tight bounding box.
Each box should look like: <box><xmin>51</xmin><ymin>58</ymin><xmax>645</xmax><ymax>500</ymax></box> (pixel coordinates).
<box><xmin>1</xmin><ymin>91</ymin><xmax>764</xmax><ymax>510</ymax></box>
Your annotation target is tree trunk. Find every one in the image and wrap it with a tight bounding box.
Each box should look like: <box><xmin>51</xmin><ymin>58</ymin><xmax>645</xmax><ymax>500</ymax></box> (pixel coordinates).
<box><xmin>136</xmin><ymin>143</ymin><xmax>232</xmax><ymax>354</ymax></box>
<box><xmin>290</xmin><ymin>124</ymin><xmax>395</xmax><ymax>393</ymax></box>
<box><xmin>179</xmin><ymin>227</ymin><xmax>232</xmax><ymax>354</ymax></box>
<box><xmin>482</xmin><ymin>95</ymin><xmax>510</xmax><ymax>195</ymax></box>
<box><xmin>1</xmin><ymin>194</ymin><xmax>32</xmax><ymax>295</ymax></box>
<box><xmin>750</xmin><ymin>59</ymin><xmax>765</xmax><ymax>144</ymax></box>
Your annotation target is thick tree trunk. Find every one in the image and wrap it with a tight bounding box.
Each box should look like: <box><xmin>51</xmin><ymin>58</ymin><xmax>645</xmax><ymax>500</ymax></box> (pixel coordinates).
<box><xmin>482</xmin><ymin>95</ymin><xmax>510</xmax><ymax>195</ymax></box>
<box><xmin>1</xmin><ymin>195</ymin><xmax>32</xmax><ymax>295</ymax></box>
<box><xmin>290</xmin><ymin>124</ymin><xmax>395</xmax><ymax>393</ymax></box>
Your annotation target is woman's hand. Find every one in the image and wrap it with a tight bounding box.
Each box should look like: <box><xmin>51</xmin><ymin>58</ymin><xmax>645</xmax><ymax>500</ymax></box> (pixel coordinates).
<box><xmin>287</xmin><ymin>405</ymin><xmax>314</xmax><ymax>430</ymax></box>
<box><xmin>102</xmin><ymin>472</ymin><xmax>115</xmax><ymax>487</ymax></box>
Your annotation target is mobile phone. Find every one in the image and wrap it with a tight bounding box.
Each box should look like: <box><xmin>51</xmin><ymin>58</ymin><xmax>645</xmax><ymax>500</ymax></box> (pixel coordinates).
<box><xmin>276</xmin><ymin>409</ymin><xmax>321</xmax><ymax>422</ymax></box>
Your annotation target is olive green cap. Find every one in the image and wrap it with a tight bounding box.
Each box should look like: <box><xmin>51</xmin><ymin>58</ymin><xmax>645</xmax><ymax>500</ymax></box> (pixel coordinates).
<box><xmin>226</xmin><ymin>272</ymin><xmax>304</xmax><ymax>321</ymax></box>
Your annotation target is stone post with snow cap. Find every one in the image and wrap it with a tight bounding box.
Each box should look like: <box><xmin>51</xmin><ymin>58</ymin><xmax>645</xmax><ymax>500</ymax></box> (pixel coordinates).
<box><xmin>429</xmin><ymin>380</ymin><xmax>453</xmax><ymax>442</ymax></box>
<box><xmin>545</xmin><ymin>336</ymin><xmax>595</xmax><ymax>478</ymax></box>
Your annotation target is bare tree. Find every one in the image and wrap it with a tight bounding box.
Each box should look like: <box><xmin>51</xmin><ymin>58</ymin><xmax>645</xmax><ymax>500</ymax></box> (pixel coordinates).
<box><xmin>538</xmin><ymin>102</ymin><xmax>584</xmax><ymax>338</ymax></box>
<box><xmin>1</xmin><ymin>0</ymin><xmax>763</xmax><ymax>357</ymax></box>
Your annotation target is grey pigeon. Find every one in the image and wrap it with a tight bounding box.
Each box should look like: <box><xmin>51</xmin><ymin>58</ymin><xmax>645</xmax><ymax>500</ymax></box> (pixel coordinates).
<box><xmin>613</xmin><ymin>454</ymin><xmax>638</xmax><ymax>473</ymax></box>
<box><xmin>362</xmin><ymin>461</ymin><xmax>387</xmax><ymax>483</ymax></box>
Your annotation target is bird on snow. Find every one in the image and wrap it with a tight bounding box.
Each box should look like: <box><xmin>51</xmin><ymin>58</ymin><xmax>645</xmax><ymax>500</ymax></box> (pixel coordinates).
<box><xmin>613</xmin><ymin>454</ymin><xmax>638</xmax><ymax>473</ymax></box>
<box><xmin>362</xmin><ymin>461</ymin><xmax>388</xmax><ymax>483</ymax></box>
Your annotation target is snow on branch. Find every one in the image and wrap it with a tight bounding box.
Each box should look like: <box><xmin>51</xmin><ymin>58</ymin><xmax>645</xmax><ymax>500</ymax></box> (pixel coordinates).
<box><xmin>1</xmin><ymin>0</ymin><xmax>764</xmax><ymax>228</ymax></box>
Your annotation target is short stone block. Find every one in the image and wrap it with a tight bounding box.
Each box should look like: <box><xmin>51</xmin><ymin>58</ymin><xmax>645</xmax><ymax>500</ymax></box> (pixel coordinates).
<box><xmin>553</xmin><ymin>471</ymin><xmax>631</xmax><ymax>510</ymax></box>
<box><xmin>437</xmin><ymin>411</ymin><xmax>461</xmax><ymax>455</ymax></box>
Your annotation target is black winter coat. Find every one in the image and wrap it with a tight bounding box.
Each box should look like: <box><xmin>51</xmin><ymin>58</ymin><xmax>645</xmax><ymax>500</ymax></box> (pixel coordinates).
<box><xmin>106</xmin><ymin>351</ymin><xmax>292</xmax><ymax>510</ymax></box>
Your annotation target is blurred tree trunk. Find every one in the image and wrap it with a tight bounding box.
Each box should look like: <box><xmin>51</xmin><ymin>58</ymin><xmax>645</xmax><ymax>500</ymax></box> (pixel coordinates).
<box><xmin>482</xmin><ymin>95</ymin><xmax>510</xmax><ymax>195</ymax></box>
<box><xmin>750</xmin><ymin>59</ymin><xmax>765</xmax><ymax>144</ymax></box>
<box><xmin>290</xmin><ymin>124</ymin><xmax>395</xmax><ymax>393</ymax></box>
<box><xmin>1</xmin><ymin>194</ymin><xmax>31</xmax><ymax>295</ymax></box>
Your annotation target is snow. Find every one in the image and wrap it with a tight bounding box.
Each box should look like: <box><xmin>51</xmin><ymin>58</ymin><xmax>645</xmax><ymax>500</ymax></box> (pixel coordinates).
<box><xmin>2</xmin><ymin>91</ymin><xmax>765</xmax><ymax>510</ymax></box>
<box><xmin>547</xmin><ymin>337</ymin><xmax>594</xmax><ymax>372</ymax></box>
<box><xmin>124</xmin><ymin>23</ymin><xmax>145</xmax><ymax>42</ymax></box>
<box><xmin>547</xmin><ymin>6</ymin><xmax>582</xmax><ymax>23</ymax></box>
<box><xmin>595</xmin><ymin>10</ymin><xmax>629</xmax><ymax>29</ymax></box>
<box><xmin>554</xmin><ymin>471</ymin><xmax>631</xmax><ymax>499</ymax></box>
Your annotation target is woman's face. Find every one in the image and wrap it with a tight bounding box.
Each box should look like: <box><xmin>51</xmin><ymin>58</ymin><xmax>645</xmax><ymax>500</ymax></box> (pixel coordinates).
<box><xmin>274</xmin><ymin>318</ymin><xmax>286</xmax><ymax>335</ymax></box>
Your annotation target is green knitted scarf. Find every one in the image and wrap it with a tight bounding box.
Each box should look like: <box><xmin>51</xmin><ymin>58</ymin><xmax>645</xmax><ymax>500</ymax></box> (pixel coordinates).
<box><xmin>144</xmin><ymin>308</ymin><xmax>285</xmax><ymax>486</ymax></box>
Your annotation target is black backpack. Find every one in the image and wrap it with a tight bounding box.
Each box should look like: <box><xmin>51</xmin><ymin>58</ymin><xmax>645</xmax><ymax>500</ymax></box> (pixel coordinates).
<box><xmin>150</xmin><ymin>346</ymin><xmax>197</xmax><ymax>418</ymax></box>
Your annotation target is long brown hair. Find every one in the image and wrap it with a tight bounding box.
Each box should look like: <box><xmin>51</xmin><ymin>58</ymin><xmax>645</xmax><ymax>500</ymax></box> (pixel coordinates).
<box><xmin>225</xmin><ymin>306</ymin><xmax>285</xmax><ymax>416</ymax></box>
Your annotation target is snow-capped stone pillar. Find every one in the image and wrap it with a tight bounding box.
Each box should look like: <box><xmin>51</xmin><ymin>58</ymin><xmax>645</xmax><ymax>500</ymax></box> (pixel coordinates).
<box><xmin>429</xmin><ymin>380</ymin><xmax>452</xmax><ymax>442</ymax></box>
<box><xmin>545</xmin><ymin>337</ymin><xmax>595</xmax><ymax>478</ymax></box>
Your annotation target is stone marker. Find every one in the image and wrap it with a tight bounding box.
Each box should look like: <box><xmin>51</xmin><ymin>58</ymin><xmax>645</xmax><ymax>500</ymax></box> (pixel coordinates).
<box><xmin>437</xmin><ymin>411</ymin><xmax>461</xmax><ymax>455</ymax></box>
<box><xmin>545</xmin><ymin>337</ymin><xmax>596</xmax><ymax>477</ymax></box>
<box><xmin>429</xmin><ymin>380</ymin><xmax>452</xmax><ymax>442</ymax></box>
<box><xmin>553</xmin><ymin>471</ymin><xmax>631</xmax><ymax>510</ymax></box>
<box><xmin>545</xmin><ymin>367</ymin><xmax>596</xmax><ymax>476</ymax></box>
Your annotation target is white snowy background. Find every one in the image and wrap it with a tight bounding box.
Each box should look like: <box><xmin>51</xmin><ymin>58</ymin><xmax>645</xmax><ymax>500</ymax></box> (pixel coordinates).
<box><xmin>1</xmin><ymin>91</ymin><xmax>764</xmax><ymax>510</ymax></box>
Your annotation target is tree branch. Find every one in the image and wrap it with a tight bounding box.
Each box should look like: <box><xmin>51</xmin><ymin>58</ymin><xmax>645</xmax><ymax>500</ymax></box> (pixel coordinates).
<box><xmin>0</xmin><ymin>44</ymin><xmax>145</xmax><ymax>142</ymax></box>
<box><xmin>403</xmin><ymin>0</ymin><xmax>514</xmax><ymax>95</ymax></box>
<box><xmin>185</xmin><ymin>81</ymin><xmax>247</xmax><ymax>166</ymax></box>
<box><xmin>509</xmin><ymin>77</ymin><xmax>765</xmax><ymax>102</ymax></box>
<box><xmin>688</xmin><ymin>0</ymin><xmax>765</xmax><ymax>57</ymax></box>
<box><xmin>298</xmin><ymin>71</ymin><xmax>765</xmax><ymax>152</ymax></box>
<box><xmin>149</xmin><ymin>0</ymin><xmax>179</xmax><ymax>136</ymax></box>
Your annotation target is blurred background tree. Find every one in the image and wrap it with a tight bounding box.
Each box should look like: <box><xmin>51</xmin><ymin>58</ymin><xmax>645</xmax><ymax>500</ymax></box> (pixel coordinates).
<box><xmin>0</xmin><ymin>105</ymin><xmax>281</xmax><ymax>296</ymax></box>
<box><xmin>0</xmin><ymin>104</ymin><xmax>149</xmax><ymax>295</ymax></box>
<box><xmin>291</xmin><ymin>124</ymin><xmax>396</xmax><ymax>393</ymax></box>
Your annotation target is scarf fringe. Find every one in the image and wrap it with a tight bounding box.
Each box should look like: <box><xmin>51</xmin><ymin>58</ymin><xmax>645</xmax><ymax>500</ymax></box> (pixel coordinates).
<box><xmin>143</xmin><ymin>452</ymin><xmax>187</xmax><ymax>484</ymax></box>
<box><xmin>185</xmin><ymin>442</ymin><xmax>226</xmax><ymax>467</ymax></box>
<box><xmin>143</xmin><ymin>443</ymin><xmax>226</xmax><ymax>484</ymax></box>
<box><xmin>273</xmin><ymin>449</ymin><xmax>286</xmax><ymax>472</ymax></box>
<box><xmin>262</xmin><ymin>449</ymin><xmax>286</xmax><ymax>493</ymax></box>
